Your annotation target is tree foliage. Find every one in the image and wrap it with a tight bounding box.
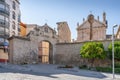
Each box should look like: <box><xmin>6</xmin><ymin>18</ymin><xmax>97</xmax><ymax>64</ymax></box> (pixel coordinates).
<box><xmin>108</xmin><ymin>41</ymin><xmax>120</xmax><ymax>60</ymax></box>
<box><xmin>80</xmin><ymin>42</ymin><xmax>106</xmax><ymax>59</ymax></box>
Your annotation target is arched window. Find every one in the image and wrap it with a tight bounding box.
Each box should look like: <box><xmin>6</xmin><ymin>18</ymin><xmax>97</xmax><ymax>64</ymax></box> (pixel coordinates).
<box><xmin>12</xmin><ymin>1</ymin><xmax>16</xmax><ymax>10</ymax></box>
<box><xmin>44</xmin><ymin>27</ymin><xmax>48</xmax><ymax>33</ymax></box>
<box><xmin>12</xmin><ymin>11</ymin><xmax>15</xmax><ymax>20</ymax></box>
<box><xmin>12</xmin><ymin>21</ymin><xmax>15</xmax><ymax>29</ymax></box>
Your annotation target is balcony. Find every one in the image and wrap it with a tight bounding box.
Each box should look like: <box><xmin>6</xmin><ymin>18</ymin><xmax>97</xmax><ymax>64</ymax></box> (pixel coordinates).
<box><xmin>0</xmin><ymin>0</ymin><xmax>5</xmax><ymax>2</ymax></box>
<box><xmin>0</xmin><ymin>19</ymin><xmax>9</xmax><ymax>29</ymax></box>
<box><xmin>0</xmin><ymin>29</ymin><xmax>9</xmax><ymax>38</ymax></box>
<box><xmin>0</xmin><ymin>31</ymin><xmax>9</xmax><ymax>38</ymax></box>
<box><xmin>0</xmin><ymin>8</ymin><xmax>9</xmax><ymax>16</ymax></box>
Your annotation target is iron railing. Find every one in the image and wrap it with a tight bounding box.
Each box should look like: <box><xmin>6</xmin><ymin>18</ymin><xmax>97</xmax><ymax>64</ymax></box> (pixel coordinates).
<box><xmin>0</xmin><ymin>19</ymin><xmax>9</xmax><ymax>29</ymax></box>
<box><xmin>0</xmin><ymin>8</ymin><xmax>9</xmax><ymax>16</ymax></box>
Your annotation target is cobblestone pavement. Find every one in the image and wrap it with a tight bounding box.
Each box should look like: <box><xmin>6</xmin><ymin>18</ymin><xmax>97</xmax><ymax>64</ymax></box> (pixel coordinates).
<box><xmin>0</xmin><ymin>63</ymin><xmax>120</xmax><ymax>80</ymax></box>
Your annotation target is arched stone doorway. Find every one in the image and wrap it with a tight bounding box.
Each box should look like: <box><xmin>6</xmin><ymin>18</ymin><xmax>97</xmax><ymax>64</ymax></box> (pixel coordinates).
<box><xmin>38</xmin><ymin>40</ymin><xmax>53</xmax><ymax>64</ymax></box>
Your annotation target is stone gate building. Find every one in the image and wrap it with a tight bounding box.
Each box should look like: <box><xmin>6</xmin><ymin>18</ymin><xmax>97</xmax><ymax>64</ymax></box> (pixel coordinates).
<box><xmin>8</xmin><ymin>23</ymin><xmax>59</xmax><ymax>64</ymax></box>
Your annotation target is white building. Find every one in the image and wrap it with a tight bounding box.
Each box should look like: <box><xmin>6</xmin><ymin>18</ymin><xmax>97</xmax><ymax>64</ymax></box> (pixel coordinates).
<box><xmin>6</xmin><ymin>0</ymin><xmax>21</xmax><ymax>36</ymax></box>
<box><xmin>0</xmin><ymin>0</ymin><xmax>21</xmax><ymax>43</ymax></box>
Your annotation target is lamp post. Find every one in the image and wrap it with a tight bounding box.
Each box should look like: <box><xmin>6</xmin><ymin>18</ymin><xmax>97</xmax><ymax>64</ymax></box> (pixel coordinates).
<box><xmin>112</xmin><ymin>24</ymin><xmax>118</xmax><ymax>79</ymax></box>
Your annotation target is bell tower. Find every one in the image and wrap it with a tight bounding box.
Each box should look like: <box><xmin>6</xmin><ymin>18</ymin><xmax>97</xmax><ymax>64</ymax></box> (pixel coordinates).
<box><xmin>57</xmin><ymin>22</ymin><xmax>71</xmax><ymax>43</ymax></box>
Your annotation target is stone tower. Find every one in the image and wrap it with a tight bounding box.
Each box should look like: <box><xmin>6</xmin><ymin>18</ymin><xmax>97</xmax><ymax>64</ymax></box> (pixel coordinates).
<box><xmin>57</xmin><ymin>22</ymin><xmax>71</xmax><ymax>43</ymax></box>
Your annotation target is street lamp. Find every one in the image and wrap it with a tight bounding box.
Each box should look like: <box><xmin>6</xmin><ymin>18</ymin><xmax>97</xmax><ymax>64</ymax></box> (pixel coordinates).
<box><xmin>112</xmin><ymin>24</ymin><xmax>118</xmax><ymax>79</ymax></box>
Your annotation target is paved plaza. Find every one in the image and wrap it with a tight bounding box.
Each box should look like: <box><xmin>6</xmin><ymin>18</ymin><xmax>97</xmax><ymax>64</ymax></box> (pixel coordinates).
<box><xmin>0</xmin><ymin>63</ymin><xmax>120</xmax><ymax>80</ymax></box>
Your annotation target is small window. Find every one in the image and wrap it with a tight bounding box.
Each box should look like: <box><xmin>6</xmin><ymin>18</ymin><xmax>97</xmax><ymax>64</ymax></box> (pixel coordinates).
<box><xmin>18</xmin><ymin>14</ymin><xmax>21</xmax><ymax>22</ymax></box>
<box><xmin>12</xmin><ymin>11</ymin><xmax>16</xmax><ymax>20</ymax></box>
<box><xmin>18</xmin><ymin>24</ymin><xmax>20</xmax><ymax>32</ymax></box>
<box><xmin>12</xmin><ymin>21</ymin><xmax>15</xmax><ymax>29</ymax></box>
<box><xmin>12</xmin><ymin>1</ymin><xmax>16</xmax><ymax>10</ymax></box>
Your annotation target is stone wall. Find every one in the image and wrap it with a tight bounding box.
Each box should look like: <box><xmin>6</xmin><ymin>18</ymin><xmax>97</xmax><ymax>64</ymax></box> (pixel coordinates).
<box><xmin>8</xmin><ymin>35</ymin><xmax>120</xmax><ymax>66</ymax></box>
<box><xmin>8</xmin><ymin>36</ymin><xmax>38</xmax><ymax>64</ymax></box>
<box><xmin>55</xmin><ymin>40</ymin><xmax>119</xmax><ymax>67</ymax></box>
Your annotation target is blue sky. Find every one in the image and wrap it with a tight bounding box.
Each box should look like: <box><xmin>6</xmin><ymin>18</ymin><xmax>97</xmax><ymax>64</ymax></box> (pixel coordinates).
<box><xmin>20</xmin><ymin>0</ymin><xmax>120</xmax><ymax>39</ymax></box>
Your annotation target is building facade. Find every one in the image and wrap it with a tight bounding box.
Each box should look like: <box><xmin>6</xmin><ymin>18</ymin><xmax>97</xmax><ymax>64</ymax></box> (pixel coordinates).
<box><xmin>0</xmin><ymin>0</ymin><xmax>20</xmax><ymax>62</ymax></box>
<box><xmin>77</xmin><ymin>12</ymin><xmax>107</xmax><ymax>42</ymax></box>
<box><xmin>8</xmin><ymin>0</ymin><xmax>21</xmax><ymax>36</ymax></box>
<box><xmin>57</xmin><ymin>22</ymin><xmax>71</xmax><ymax>43</ymax></box>
<box><xmin>0</xmin><ymin>0</ymin><xmax>10</xmax><ymax>43</ymax></box>
<box><xmin>26</xmin><ymin>24</ymin><xmax>38</xmax><ymax>35</ymax></box>
<box><xmin>0</xmin><ymin>0</ymin><xmax>20</xmax><ymax>41</ymax></box>
<box><xmin>20</xmin><ymin>22</ymin><xmax>26</xmax><ymax>37</ymax></box>
<box><xmin>27</xmin><ymin>23</ymin><xmax>58</xmax><ymax>39</ymax></box>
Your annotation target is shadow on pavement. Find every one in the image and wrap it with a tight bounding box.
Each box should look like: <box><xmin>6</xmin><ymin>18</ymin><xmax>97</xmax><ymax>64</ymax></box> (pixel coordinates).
<box><xmin>0</xmin><ymin>63</ymin><xmax>107</xmax><ymax>79</ymax></box>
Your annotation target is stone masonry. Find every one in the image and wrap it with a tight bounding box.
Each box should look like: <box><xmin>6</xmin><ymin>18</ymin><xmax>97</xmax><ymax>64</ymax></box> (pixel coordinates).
<box><xmin>8</xmin><ymin>24</ymin><xmax>58</xmax><ymax>64</ymax></box>
<box><xmin>57</xmin><ymin>22</ymin><xmax>71</xmax><ymax>43</ymax></box>
<box><xmin>8</xmin><ymin>36</ymin><xmax>38</xmax><ymax>64</ymax></box>
<box><xmin>8</xmin><ymin>23</ymin><xmax>117</xmax><ymax>67</ymax></box>
<box><xmin>7</xmin><ymin>18</ymin><xmax>119</xmax><ymax>67</ymax></box>
<box><xmin>54</xmin><ymin>40</ymin><xmax>117</xmax><ymax>67</ymax></box>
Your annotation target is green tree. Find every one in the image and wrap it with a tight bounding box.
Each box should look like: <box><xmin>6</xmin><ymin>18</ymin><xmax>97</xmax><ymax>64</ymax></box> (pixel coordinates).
<box><xmin>80</xmin><ymin>42</ymin><xmax>106</xmax><ymax>67</ymax></box>
<box><xmin>108</xmin><ymin>41</ymin><xmax>120</xmax><ymax>60</ymax></box>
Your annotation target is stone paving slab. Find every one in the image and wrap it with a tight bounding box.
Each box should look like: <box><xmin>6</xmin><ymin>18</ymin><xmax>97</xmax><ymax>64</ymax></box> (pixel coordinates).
<box><xmin>0</xmin><ymin>63</ymin><xmax>120</xmax><ymax>80</ymax></box>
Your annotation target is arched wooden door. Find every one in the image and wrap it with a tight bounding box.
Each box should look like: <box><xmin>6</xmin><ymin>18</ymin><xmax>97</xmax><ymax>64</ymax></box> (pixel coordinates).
<box><xmin>38</xmin><ymin>41</ymin><xmax>53</xmax><ymax>64</ymax></box>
